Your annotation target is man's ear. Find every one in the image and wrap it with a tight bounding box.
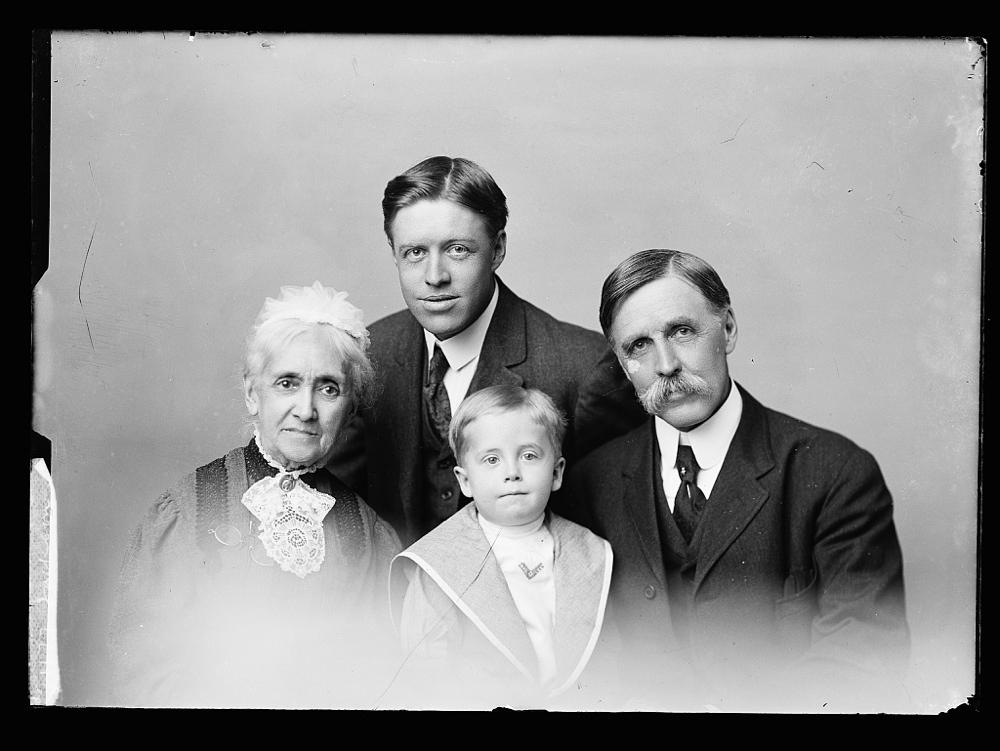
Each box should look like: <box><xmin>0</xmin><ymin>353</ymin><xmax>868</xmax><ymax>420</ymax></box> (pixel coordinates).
<box><xmin>244</xmin><ymin>380</ymin><xmax>259</xmax><ymax>416</ymax></box>
<box><xmin>490</xmin><ymin>230</ymin><xmax>507</xmax><ymax>272</ymax></box>
<box><xmin>454</xmin><ymin>465</ymin><xmax>473</xmax><ymax>498</ymax></box>
<box><xmin>607</xmin><ymin>337</ymin><xmax>626</xmax><ymax>374</ymax></box>
<box><xmin>551</xmin><ymin>456</ymin><xmax>566</xmax><ymax>493</ymax></box>
<box><xmin>388</xmin><ymin>239</ymin><xmax>401</xmax><ymax>267</ymax></box>
<box><xmin>616</xmin><ymin>356</ymin><xmax>633</xmax><ymax>381</ymax></box>
<box><xmin>613</xmin><ymin>346</ymin><xmax>638</xmax><ymax>383</ymax></box>
<box><xmin>723</xmin><ymin>307</ymin><xmax>738</xmax><ymax>355</ymax></box>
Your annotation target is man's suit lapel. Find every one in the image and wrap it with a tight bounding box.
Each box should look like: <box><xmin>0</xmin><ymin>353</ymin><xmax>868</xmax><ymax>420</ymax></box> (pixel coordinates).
<box><xmin>621</xmin><ymin>421</ymin><xmax>669</xmax><ymax>590</ymax></box>
<box><xmin>384</xmin><ymin>279</ymin><xmax>522</xmax><ymax>538</ymax></box>
<box><xmin>467</xmin><ymin>278</ymin><xmax>526</xmax><ymax>393</ymax></box>
<box><xmin>693</xmin><ymin>384</ymin><xmax>775</xmax><ymax>591</ymax></box>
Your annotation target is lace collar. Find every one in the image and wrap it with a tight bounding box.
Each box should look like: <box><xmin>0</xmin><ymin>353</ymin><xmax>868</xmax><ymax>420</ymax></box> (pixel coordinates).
<box><xmin>240</xmin><ymin>432</ymin><xmax>336</xmax><ymax>578</ymax></box>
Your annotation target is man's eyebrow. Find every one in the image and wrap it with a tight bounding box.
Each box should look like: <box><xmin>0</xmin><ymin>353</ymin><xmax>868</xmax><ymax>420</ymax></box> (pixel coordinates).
<box><xmin>650</xmin><ymin>315</ymin><xmax>700</xmax><ymax>332</ymax></box>
<box><xmin>618</xmin><ymin>316</ymin><xmax>700</xmax><ymax>346</ymax></box>
<box><xmin>620</xmin><ymin>327</ymin><xmax>651</xmax><ymax>344</ymax></box>
<box><xmin>401</xmin><ymin>236</ymin><xmax>479</xmax><ymax>248</ymax></box>
<box><xmin>272</xmin><ymin>370</ymin><xmax>344</xmax><ymax>381</ymax></box>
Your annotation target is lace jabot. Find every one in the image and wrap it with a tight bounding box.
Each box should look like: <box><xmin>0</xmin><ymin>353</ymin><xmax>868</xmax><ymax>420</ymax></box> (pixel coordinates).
<box><xmin>240</xmin><ymin>433</ymin><xmax>336</xmax><ymax>578</ymax></box>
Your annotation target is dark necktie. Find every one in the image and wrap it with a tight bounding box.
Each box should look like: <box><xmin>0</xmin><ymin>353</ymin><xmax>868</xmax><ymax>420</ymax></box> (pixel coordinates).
<box><xmin>674</xmin><ymin>444</ymin><xmax>706</xmax><ymax>544</ymax></box>
<box><xmin>425</xmin><ymin>345</ymin><xmax>452</xmax><ymax>443</ymax></box>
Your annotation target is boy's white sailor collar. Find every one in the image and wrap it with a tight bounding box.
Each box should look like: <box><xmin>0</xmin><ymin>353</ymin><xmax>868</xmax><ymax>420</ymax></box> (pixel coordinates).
<box><xmin>654</xmin><ymin>379</ymin><xmax>743</xmax><ymax>471</ymax></box>
<box><xmin>423</xmin><ymin>281</ymin><xmax>500</xmax><ymax>372</ymax></box>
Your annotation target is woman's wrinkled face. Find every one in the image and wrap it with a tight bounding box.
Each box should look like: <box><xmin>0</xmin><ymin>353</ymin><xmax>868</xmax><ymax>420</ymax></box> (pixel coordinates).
<box><xmin>245</xmin><ymin>327</ymin><xmax>355</xmax><ymax>469</ymax></box>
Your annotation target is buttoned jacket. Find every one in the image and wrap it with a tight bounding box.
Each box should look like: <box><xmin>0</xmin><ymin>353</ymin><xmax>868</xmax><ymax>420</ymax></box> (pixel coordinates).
<box><xmin>568</xmin><ymin>384</ymin><xmax>909</xmax><ymax>710</ymax></box>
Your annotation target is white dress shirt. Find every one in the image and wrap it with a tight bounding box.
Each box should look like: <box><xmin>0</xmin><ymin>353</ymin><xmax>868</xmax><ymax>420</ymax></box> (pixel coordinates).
<box><xmin>423</xmin><ymin>283</ymin><xmax>500</xmax><ymax>411</ymax></box>
<box><xmin>654</xmin><ymin>380</ymin><xmax>743</xmax><ymax>510</ymax></box>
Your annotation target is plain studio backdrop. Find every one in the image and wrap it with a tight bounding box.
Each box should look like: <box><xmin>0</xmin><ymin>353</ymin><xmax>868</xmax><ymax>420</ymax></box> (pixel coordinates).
<box><xmin>35</xmin><ymin>34</ymin><xmax>982</xmax><ymax>711</ymax></box>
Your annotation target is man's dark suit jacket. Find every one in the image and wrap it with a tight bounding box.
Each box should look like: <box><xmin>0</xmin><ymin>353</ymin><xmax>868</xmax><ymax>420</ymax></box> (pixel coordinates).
<box><xmin>568</xmin><ymin>383</ymin><xmax>909</xmax><ymax>711</ymax></box>
<box><xmin>328</xmin><ymin>277</ymin><xmax>646</xmax><ymax>546</ymax></box>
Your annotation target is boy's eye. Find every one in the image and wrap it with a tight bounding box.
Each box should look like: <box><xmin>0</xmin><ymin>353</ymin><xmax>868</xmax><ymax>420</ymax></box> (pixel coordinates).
<box><xmin>483</xmin><ymin>455</ymin><xmax>500</xmax><ymax>466</ymax></box>
<box><xmin>522</xmin><ymin>451</ymin><xmax>538</xmax><ymax>461</ymax></box>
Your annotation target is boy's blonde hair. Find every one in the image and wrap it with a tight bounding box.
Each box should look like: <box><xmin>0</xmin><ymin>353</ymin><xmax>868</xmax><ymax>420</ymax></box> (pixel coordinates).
<box><xmin>449</xmin><ymin>386</ymin><xmax>567</xmax><ymax>465</ymax></box>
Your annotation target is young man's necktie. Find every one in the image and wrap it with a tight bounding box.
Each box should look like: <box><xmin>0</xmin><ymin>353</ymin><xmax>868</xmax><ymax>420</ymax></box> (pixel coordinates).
<box><xmin>424</xmin><ymin>345</ymin><xmax>452</xmax><ymax>443</ymax></box>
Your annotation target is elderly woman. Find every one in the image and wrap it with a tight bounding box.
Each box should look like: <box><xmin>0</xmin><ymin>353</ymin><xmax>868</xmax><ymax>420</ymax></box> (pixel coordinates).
<box><xmin>108</xmin><ymin>282</ymin><xmax>401</xmax><ymax>708</ymax></box>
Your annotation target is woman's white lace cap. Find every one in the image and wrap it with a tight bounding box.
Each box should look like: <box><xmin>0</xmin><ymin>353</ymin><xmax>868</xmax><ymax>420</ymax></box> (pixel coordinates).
<box><xmin>256</xmin><ymin>280</ymin><xmax>370</xmax><ymax>348</ymax></box>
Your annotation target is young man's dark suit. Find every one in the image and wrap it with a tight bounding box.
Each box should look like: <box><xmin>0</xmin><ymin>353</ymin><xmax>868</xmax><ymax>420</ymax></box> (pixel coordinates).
<box><xmin>329</xmin><ymin>277</ymin><xmax>646</xmax><ymax>546</ymax></box>
<box><xmin>569</xmin><ymin>382</ymin><xmax>909</xmax><ymax>711</ymax></box>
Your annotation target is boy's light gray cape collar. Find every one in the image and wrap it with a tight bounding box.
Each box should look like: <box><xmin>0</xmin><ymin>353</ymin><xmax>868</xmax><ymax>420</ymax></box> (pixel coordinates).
<box><xmin>389</xmin><ymin>505</ymin><xmax>612</xmax><ymax>695</ymax></box>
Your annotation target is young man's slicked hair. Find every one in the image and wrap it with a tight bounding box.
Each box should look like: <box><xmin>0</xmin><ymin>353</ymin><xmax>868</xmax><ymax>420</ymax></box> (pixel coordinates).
<box><xmin>382</xmin><ymin>156</ymin><xmax>509</xmax><ymax>244</ymax></box>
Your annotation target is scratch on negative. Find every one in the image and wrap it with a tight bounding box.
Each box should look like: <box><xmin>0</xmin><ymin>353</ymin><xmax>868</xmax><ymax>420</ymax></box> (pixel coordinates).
<box><xmin>79</xmin><ymin>161</ymin><xmax>102</xmax><ymax>351</ymax></box>
<box><xmin>721</xmin><ymin>116</ymin><xmax>749</xmax><ymax>144</ymax></box>
<box><xmin>369</xmin><ymin>532</ymin><xmax>502</xmax><ymax>709</ymax></box>
<box><xmin>809</xmin><ymin>161</ymin><xmax>825</xmax><ymax>170</ymax></box>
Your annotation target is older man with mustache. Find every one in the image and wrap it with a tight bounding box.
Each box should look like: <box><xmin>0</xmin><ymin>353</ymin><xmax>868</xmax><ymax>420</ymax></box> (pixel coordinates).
<box><xmin>567</xmin><ymin>249</ymin><xmax>909</xmax><ymax>712</ymax></box>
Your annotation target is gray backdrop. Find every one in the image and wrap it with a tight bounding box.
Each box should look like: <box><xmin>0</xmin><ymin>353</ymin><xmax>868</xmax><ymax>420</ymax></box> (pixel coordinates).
<box><xmin>36</xmin><ymin>33</ymin><xmax>982</xmax><ymax>710</ymax></box>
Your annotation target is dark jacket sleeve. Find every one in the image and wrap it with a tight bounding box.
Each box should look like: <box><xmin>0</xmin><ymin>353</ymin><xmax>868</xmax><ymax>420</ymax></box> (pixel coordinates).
<box><xmin>572</xmin><ymin>344</ymin><xmax>648</xmax><ymax>462</ymax></box>
<box><xmin>788</xmin><ymin>445</ymin><xmax>910</xmax><ymax>690</ymax></box>
<box><xmin>565</xmin><ymin>412</ymin><xmax>910</xmax><ymax>711</ymax></box>
<box><xmin>326</xmin><ymin>411</ymin><xmax>368</xmax><ymax>496</ymax></box>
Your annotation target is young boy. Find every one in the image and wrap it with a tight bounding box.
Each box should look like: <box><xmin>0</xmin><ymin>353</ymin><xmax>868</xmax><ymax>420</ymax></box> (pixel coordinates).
<box><xmin>388</xmin><ymin>386</ymin><xmax>613</xmax><ymax>709</ymax></box>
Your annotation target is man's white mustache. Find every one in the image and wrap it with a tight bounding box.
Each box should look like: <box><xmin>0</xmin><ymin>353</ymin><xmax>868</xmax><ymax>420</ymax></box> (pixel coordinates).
<box><xmin>637</xmin><ymin>373</ymin><xmax>712</xmax><ymax>414</ymax></box>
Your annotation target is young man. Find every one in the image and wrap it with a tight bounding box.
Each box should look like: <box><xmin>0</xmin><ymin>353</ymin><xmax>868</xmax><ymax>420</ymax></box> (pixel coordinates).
<box><xmin>327</xmin><ymin>156</ymin><xmax>645</xmax><ymax>545</ymax></box>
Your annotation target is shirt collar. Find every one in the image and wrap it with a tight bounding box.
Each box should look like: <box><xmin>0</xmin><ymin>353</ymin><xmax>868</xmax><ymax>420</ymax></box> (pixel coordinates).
<box><xmin>423</xmin><ymin>281</ymin><xmax>500</xmax><ymax>372</ymax></box>
<box><xmin>654</xmin><ymin>379</ymin><xmax>743</xmax><ymax>470</ymax></box>
<box><xmin>477</xmin><ymin>509</ymin><xmax>547</xmax><ymax>540</ymax></box>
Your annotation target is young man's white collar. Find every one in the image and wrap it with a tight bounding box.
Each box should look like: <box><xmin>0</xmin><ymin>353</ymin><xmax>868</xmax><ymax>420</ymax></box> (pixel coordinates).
<box><xmin>654</xmin><ymin>379</ymin><xmax>743</xmax><ymax>509</ymax></box>
<box><xmin>422</xmin><ymin>281</ymin><xmax>500</xmax><ymax>409</ymax></box>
